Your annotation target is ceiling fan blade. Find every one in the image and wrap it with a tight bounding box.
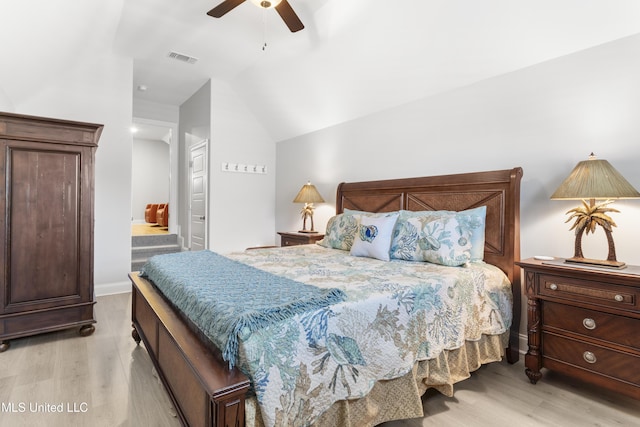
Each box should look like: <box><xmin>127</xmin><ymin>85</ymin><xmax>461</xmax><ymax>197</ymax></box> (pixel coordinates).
<box><xmin>207</xmin><ymin>0</ymin><xmax>246</xmax><ymax>18</ymax></box>
<box><xmin>275</xmin><ymin>0</ymin><xmax>304</xmax><ymax>32</ymax></box>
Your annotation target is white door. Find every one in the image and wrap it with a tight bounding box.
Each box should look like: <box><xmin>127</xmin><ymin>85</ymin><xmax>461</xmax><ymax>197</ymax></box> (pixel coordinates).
<box><xmin>189</xmin><ymin>140</ymin><xmax>208</xmax><ymax>251</ymax></box>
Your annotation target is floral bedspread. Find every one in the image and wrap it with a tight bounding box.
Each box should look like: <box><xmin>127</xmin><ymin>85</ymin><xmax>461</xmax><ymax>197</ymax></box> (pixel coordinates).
<box><xmin>227</xmin><ymin>244</ymin><xmax>512</xmax><ymax>427</ymax></box>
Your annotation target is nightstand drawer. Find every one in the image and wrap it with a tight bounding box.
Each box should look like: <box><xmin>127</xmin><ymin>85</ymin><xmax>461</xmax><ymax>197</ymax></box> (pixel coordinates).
<box><xmin>278</xmin><ymin>232</ymin><xmax>324</xmax><ymax>247</ymax></box>
<box><xmin>543</xmin><ymin>332</ymin><xmax>640</xmax><ymax>385</ymax></box>
<box><xmin>539</xmin><ymin>274</ymin><xmax>639</xmax><ymax>312</ymax></box>
<box><xmin>283</xmin><ymin>235</ymin><xmax>319</xmax><ymax>246</ymax></box>
<box><xmin>543</xmin><ymin>302</ymin><xmax>640</xmax><ymax>350</ymax></box>
<box><xmin>281</xmin><ymin>235</ymin><xmax>306</xmax><ymax>246</ymax></box>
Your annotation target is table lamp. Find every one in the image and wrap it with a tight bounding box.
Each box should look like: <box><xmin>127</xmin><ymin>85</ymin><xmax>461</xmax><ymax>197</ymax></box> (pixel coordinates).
<box><xmin>293</xmin><ymin>181</ymin><xmax>324</xmax><ymax>233</ymax></box>
<box><xmin>551</xmin><ymin>153</ymin><xmax>640</xmax><ymax>268</ymax></box>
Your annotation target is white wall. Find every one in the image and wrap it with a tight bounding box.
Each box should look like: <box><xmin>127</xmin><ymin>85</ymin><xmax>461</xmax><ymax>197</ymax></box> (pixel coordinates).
<box><xmin>178</xmin><ymin>80</ymin><xmax>212</xmax><ymax>251</ymax></box>
<box><xmin>11</xmin><ymin>52</ymin><xmax>134</xmax><ymax>295</ymax></box>
<box><xmin>209</xmin><ymin>79</ymin><xmax>276</xmax><ymax>252</ymax></box>
<box><xmin>176</xmin><ymin>79</ymin><xmax>276</xmax><ymax>253</ymax></box>
<box><xmin>133</xmin><ymin>99</ymin><xmax>179</xmax><ymax>125</ymax></box>
<box><xmin>131</xmin><ymin>138</ymin><xmax>170</xmax><ymax>222</ymax></box>
<box><xmin>0</xmin><ymin>87</ymin><xmax>13</xmax><ymax>112</ymax></box>
<box><xmin>276</xmin><ymin>35</ymin><xmax>640</xmax><ymax>338</ymax></box>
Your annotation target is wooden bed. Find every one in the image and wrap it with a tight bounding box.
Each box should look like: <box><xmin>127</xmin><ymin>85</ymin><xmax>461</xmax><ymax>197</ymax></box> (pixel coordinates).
<box><xmin>129</xmin><ymin>167</ymin><xmax>523</xmax><ymax>427</ymax></box>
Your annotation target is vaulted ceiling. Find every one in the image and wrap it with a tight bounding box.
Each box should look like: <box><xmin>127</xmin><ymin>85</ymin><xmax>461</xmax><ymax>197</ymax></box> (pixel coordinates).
<box><xmin>3</xmin><ymin>1</ymin><xmax>640</xmax><ymax>141</ymax></box>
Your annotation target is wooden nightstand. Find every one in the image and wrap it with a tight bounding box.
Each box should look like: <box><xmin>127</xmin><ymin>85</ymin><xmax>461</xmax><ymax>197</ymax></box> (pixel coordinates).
<box><xmin>517</xmin><ymin>258</ymin><xmax>640</xmax><ymax>399</ymax></box>
<box><xmin>278</xmin><ymin>231</ymin><xmax>324</xmax><ymax>247</ymax></box>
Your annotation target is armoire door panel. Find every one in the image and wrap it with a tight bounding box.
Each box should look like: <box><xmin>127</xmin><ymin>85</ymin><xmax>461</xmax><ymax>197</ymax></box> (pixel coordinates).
<box><xmin>7</xmin><ymin>147</ymin><xmax>82</xmax><ymax>306</ymax></box>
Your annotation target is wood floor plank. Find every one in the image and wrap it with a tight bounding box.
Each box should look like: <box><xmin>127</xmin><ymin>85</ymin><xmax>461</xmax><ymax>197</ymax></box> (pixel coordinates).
<box><xmin>1</xmin><ymin>293</ymin><xmax>638</xmax><ymax>426</ymax></box>
<box><xmin>0</xmin><ymin>293</ymin><xmax>180</xmax><ymax>427</ymax></box>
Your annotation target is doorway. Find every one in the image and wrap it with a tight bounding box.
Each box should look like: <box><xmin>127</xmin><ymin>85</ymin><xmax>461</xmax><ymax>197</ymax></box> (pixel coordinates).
<box><xmin>131</xmin><ymin>118</ymin><xmax>178</xmax><ymax>236</ymax></box>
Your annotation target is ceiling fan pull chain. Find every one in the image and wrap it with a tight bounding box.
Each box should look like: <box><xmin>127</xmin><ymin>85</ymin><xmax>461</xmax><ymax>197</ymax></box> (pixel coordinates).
<box><xmin>262</xmin><ymin>9</ymin><xmax>268</xmax><ymax>51</ymax></box>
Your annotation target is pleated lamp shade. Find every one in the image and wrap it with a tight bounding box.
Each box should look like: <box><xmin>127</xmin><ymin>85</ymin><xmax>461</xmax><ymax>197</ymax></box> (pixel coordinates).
<box><xmin>293</xmin><ymin>182</ymin><xmax>325</xmax><ymax>204</ymax></box>
<box><xmin>551</xmin><ymin>153</ymin><xmax>640</xmax><ymax>200</ymax></box>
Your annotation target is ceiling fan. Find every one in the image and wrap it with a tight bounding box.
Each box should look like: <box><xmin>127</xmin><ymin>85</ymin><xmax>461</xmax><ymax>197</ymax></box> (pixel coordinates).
<box><xmin>207</xmin><ymin>0</ymin><xmax>304</xmax><ymax>33</ymax></box>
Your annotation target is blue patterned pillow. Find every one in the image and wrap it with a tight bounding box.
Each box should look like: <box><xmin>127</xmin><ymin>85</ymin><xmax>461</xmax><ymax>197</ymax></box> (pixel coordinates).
<box><xmin>391</xmin><ymin>206</ymin><xmax>486</xmax><ymax>261</ymax></box>
<box><xmin>454</xmin><ymin>206</ymin><xmax>486</xmax><ymax>261</ymax></box>
<box><xmin>399</xmin><ymin>216</ymin><xmax>472</xmax><ymax>266</ymax></box>
<box><xmin>317</xmin><ymin>214</ymin><xmax>359</xmax><ymax>250</ymax></box>
<box><xmin>350</xmin><ymin>213</ymin><xmax>399</xmax><ymax>261</ymax></box>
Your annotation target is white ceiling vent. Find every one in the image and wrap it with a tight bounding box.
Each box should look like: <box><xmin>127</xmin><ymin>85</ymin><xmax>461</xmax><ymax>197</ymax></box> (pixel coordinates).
<box><xmin>168</xmin><ymin>51</ymin><xmax>198</xmax><ymax>64</ymax></box>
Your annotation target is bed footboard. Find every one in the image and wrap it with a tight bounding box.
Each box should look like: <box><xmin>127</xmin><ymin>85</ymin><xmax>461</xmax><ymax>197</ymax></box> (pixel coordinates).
<box><xmin>129</xmin><ymin>272</ymin><xmax>250</xmax><ymax>427</ymax></box>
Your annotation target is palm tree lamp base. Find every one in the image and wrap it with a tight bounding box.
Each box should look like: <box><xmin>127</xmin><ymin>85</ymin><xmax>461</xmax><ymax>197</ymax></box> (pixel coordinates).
<box><xmin>564</xmin><ymin>256</ymin><xmax>626</xmax><ymax>269</ymax></box>
<box><xmin>562</xmin><ymin>199</ymin><xmax>627</xmax><ymax>270</ymax></box>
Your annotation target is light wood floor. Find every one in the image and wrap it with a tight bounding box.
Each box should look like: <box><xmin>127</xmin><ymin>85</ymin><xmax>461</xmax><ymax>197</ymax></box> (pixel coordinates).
<box><xmin>0</xmin><ymin>293</ymin><xmax>180</xmax><ymax>427</ymax></box>
<box><xmin>131</xmin><ymin>223</ymin><xmax>169</xmax><ymax>236</ymax></box>
<box><xmin>1</xmin><ymin>293</ymin><xmax>638</xmax><ymax>427</ymax></box>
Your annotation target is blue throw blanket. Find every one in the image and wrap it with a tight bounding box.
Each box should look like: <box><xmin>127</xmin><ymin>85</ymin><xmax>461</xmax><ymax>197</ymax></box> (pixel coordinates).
<box><xmin>140</xmin><ymin>250</ymin><xmax>346</xmax><ymax>368</ymax></box>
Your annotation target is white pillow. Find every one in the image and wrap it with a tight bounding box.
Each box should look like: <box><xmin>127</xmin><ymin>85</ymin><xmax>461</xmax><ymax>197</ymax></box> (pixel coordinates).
<box><xmin>350</xmin><ymin>213</ymin><xmax>399</xmax><ymax>261</ymax></box>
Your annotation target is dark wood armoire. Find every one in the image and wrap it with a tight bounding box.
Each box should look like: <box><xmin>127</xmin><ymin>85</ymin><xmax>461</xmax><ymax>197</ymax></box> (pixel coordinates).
<box><xmin>0</xmin><ymin>112</ymin><xmax>103</xmax><ymax>352</ymax></box>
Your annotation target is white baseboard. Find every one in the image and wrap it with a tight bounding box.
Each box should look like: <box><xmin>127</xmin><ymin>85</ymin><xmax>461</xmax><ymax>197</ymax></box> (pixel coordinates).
<box><xmin>95</xmin><ymin>281</ymin><xmax>131</xmax><ymax>296</ymax></box>
<box><xmin>519</xmin><ymin>333</ymin><xmax>528</xmax><ymax>355</ymax></box>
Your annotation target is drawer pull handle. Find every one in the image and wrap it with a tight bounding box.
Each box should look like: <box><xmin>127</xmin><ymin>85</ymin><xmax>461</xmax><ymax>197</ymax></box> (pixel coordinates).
<box><xmin>583</xmin><ymin>351</ymin><xmax>597</xmax><ymax>364</ymax></box>
<box><xmin>549</xmin><ymin>283</ymin><xmax>558</xmax><ymax>291</ymax></box>
<box><xmin>582</xmin><ymin>318</ymin><xmax>596</xmax><ymax>330</ymax></box>
<box><xmin>614</xmin><ymin>294</ymin><xmax>624</xmax><ymax>302</ymax></box>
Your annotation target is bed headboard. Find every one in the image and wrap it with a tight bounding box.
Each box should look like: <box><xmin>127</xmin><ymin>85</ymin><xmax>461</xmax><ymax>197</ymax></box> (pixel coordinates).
<box><xmin>336</xmin><ymin>167</ymin><xmax>523</xmax><ymax>362</ymax></box>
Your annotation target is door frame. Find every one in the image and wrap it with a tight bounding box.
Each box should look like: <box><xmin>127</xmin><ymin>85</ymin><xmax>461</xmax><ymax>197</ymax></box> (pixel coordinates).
<box><xmin>188</xmin><ymin>139</ymin><xmax>209</xmax><ymax>250</ymax></box>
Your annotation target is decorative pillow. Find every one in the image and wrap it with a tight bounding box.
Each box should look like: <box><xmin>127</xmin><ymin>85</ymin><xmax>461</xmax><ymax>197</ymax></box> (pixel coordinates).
<box><xmin>454</xmin><ymin>206</ymin><xmax>486</xmax><ymax>261</ymax></box>
<box><xmin>389</xmin><ymin>218</ymin><xmax>421</xmax><ymax>261</ymax></box>
<box><xmin>318</xmin><ymin>209</ymin><xmax>398</xmax><ymax>250</ymax></box>
<box><xmin>402</xmin><ymin>216</ymin><xmax>472</xmax><ymax>266</ymax></box>
<box><xmin>391</xmin><ymin>206</ymin><xmax>486</xmax><ymax>261</ymax></box>
<box><xmin>317</xmin><ymin>213</ymin><xmax>359</xmax><ymax>250</ymax></box>
<box><xmin>350</xmin><ymin>213</ymin><xmax>399</xmax><ymax>261</ymax></box>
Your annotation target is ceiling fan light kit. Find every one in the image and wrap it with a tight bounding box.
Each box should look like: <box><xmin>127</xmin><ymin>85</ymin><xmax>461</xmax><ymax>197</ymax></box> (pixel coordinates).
<box><xmin>250</xmin><ymin>0</ymin><xmax>282</xmax><ymax>9</ymax></box>
<box><xmin>208</xmin><ymin>0</ymin><xmax>304</xmax><ymax>33</ymax></box>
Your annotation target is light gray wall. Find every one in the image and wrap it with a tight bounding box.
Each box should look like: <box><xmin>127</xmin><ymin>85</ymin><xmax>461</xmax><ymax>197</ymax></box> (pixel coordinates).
<box><xmin>0</xmin><ymin>87</ymin><xmax>13</xmax><ymax>112</ymax></box>
<box><xmin>131</xmin><ymin>138</ymin><xmax>170</xmax><ymax>222</ymax></box>
<box><xmin>277</xmin><ymin>35</ymin><xmax>640</xmax><ymax>268</ymax></box>
<box><xmin>177</xmin><ymin>79</ymin><xmax>276</xmax><ymax>253</ymax></box>
<box><xmin>208</xmin><ymin>79</ymin><xmax>276</xmax><ymax>252</ymax></box>
<box><xmin>179</xmin><ymin>80</ymin><xmax>212</xmax><ymax>249</ymax></box>
<box><xmin>133</xmin><ymin>99</ymin><xmax>179</xmax><ymax>125</ymax></box>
